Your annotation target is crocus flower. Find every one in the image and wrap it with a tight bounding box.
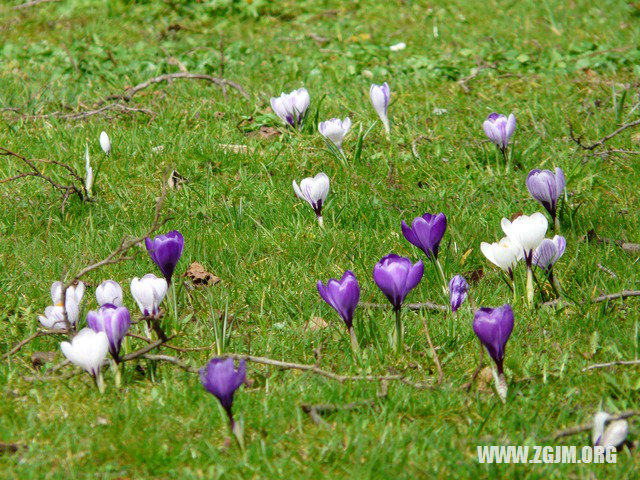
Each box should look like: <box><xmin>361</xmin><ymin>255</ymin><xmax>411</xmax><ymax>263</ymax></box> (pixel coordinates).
<box><xmin>201</xmin><ymin>357</ymin><xmax>246</xmax><ymax>426</ymax></box>
<box><xmin>99</xmin><ymin>131</ymin><xmax>111</xmax><ymax>156</ymax></box>
<box><xmin>87</xmin><ymin>304</ymin><xmax>131</xmax><ymax>360</ymax></box>
<box><xmin>592</xmin><ymin>412</ymin><xmax>629</xmax><ymax>448</ymax></box>
<box><xmin>293</xmin><ymin>172</ymin><xmax>330</xmax><ymax>226</ymax></box>
<box><xmin>401</xmin><ymin>213</ymin><xmax>447</xmax><ymax>261</ymax></box>
<box><xmin>526</xmin><ymin>168</ymin><xmax>565</xmax><ymax>228</ymax></box>
<box><xmin>39</xmin><ymin>281</ymin><xmax>85</xmax><ymax>329</ymax></box>
<box><xmin>389</xmin><ymin>42</ymin><xmax>406</xmax><ymax>52</ymax></box>
<box><xmin>370</xmin><ymin>82</ymin><xmax>390</xmax><ymax>135</ymax></box>
<box><xmin>373</xmin><ymin>254</ymin><xmax>424</xmax><ymax>311</ymax></box>
<box><xmin>317</xmin><ymin>271</ymin><xmax>360</xmax><ymax>329</ymax></box>
<box><xmin>483</xmin><ymin>112</ymin><xmax>516</xmax><ymax>152</ymax></box>
<box><xmin>502</xmin><ymin>212</ymin><xmax>548</xmax><ymax>304</ymax></box>
<box><xmin>318</xmin><ymin>117</ymin><xmax>351</xmax><ymax>150</ymax></box>
<box><xmin>96</xmin><ymin>280</ymin><xmax>123</xmax><ymax>307</ymax></box>
<box><xmin>480</xmin><ymin>237</ymin><xmax>522</xmax><ymax>279</ymax></box>
<box><xmin>449</xmin><ymin>275</ymin><xmax>469</xmax><ymax>312</ymax></box>
<box><xmin>145</xmin><ymin>230</ymin><xmax>184</xmax><ymax>284</ymax></box>
<box><xmin>533</xmin><ymin>235</ymin><xmax>566</xmax><ymax>272</ymax></box>
<box><xmin>85</xmin><ymin>144</ymin><xmax>93</xmax><ymax>196</ymax></box>
<box><xmin>130</xmin><ymin>274</ymin><xmax>168</xmax><ymax>316</ymax></box>
<box><xmin>473</xmin><ymin>304</ymin><xmax>514</xmax><ymax>401</ymax></box>
<box><xmin>501</xmin><ymin>213</ymin><xmax>548</xmax><ymax>266</ymax></box>
<box><xmin>60</xmin><ymin>328</ymin><xmax>109</xmax><ymax>391</ymax></box>
<box><xmin>270</xmin><ymin>88</ymin><xmax>310</xmax><ymax>129</ymax></box>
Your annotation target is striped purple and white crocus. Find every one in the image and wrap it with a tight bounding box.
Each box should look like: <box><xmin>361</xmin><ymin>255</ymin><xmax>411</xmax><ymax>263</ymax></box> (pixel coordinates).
<box><xmin>483</xmin><ymin>112</ymin><xmax>516</xmax><ymax>156</ymax></box>
<box><xmin>319</xmin><ymin>117</ymin><xmax>351</xmax><ymax>150</ymax></box>
<box><xmin>293</xmin><ymin>172</ymin><xmax>330</xmax><ymax>227</ymax></box>
<box><xmin>526</xmin><ymin>167</ymin><xmax>565</xmax><ymax>230</ymax></box>
<box><xmin>270</xmin><ymin>88</ymin><xmax>310</xmax><ymax>129</ymax></box>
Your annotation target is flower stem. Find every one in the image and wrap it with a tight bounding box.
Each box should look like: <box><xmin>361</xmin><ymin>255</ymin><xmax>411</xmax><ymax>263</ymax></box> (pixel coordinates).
<box><xmin>113</xmin><ymin>359</ymin><xmax>122</xmax><ymax>389</ymax></box>
<box><xmin>554</xmin><ymin>215</ymin><xmax>561</xmax><ymax>232</ymax></box>
<box><xmin>230</xmin><ymin>417</ymin><xmax>245</xmax><ymax>452</ymax></box>
<box><xmin>349</xmin><ymin>326</ymin><xmax>360</xmax><ymax>355</ymax></box>
<box><xmin>317</xmin><ymin>215</ymin><xmax>324</xmax><ymax>228</ymax></box>
<box><xmin>526</xmin><ymin>265</ymin><xmax>534</xmax><ymax>306</ymax></box>
<box><xmin>493</xmin><ymin>369</ymin><xmax>508</xmax><ymax>403</ymax></box>
<box><xmin>435</xmin><ymin>258</ymin><xmax>448</xmax><ymax>294</ymax></box>
<box><xmin>394</xmin><ymin>308</ymin><xmax>403</xmax><ymax>356</ymax></box>
<box><xmin>95</xmin><ymin>371</ymin><xmax>105</xmax><ymax>394</ymax></box>
<box><xmin>171</xmin><ymin>281</ymin><xmax>178</xmax><ymax>332</ymax></box>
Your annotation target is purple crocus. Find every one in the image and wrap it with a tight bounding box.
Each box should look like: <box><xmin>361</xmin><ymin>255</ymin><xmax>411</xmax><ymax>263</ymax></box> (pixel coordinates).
<box><xmin>526</xmin><ymin>168</ymin><xmax>565</xmax><ymax>227</ymax></box>
<box><xmin>145</xmin><ymin>230</ymin><xmax>184</xmax><ymax>284</ymax></box>
<box><xmin>533</xmin><ymin>235</ymin><xmax>566</xmax><ymax>272</ymax></box>
<box><xmin>401</xmin><ymin>213</ymin><xmax>447</xmax><ymax>261</ymax></box>
<box><xmin>317</xmin><ymin>271</ymin><xmax>360</xmax><ymax>329</ymax></box>
<box><xmin>373</xmin><ymin>254</ymin><xmax>424</xmax><ymax>311</ymax></box>
<box><xmin>472</xmin><ymin>304</ymin><xmax>514</xmax><ymax>375</ymax></box>
<box><xmin>87</xmin><ymin>304</ymin><xmax>131</xmax><ymax>360</ymax></box>
<box><xmin>449</xmin><ymin>275</ymin><xmax>469</xmax><ymax>312</ymax></box>
<box><xmin>201</xmin><ymin>357</ymin><xmax>246</xmax><ymax>426</ymax></box>
<box><xmin>483</xmin><ymin>112</ymin><xmax>516</xmax><ymax>152</ymax></box>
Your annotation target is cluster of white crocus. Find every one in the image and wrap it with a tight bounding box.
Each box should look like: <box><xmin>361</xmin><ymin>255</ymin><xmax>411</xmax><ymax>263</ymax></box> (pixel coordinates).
<box><xmin>49</xmin><ymin>275</ymin><xmax>168</xmax><ymax>390</ymax></box>
<box><xmin>482</xmin><ymin>212</ymin><xmax>549</xmax><ymax>304</ymax></box>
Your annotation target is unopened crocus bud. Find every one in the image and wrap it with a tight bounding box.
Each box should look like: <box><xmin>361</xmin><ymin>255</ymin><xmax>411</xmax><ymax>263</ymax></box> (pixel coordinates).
<box><xmin>293</xmin><ymin>172</ymin><xmax>330</xmax><ymax>226</ymax></box>
<box><xmin>449</xmin><ymin>275</ymin><xmax>469</xmax><ymax>312</ymax></box>
<box><xmin>96</xmin><ymin>280</ymin><xmax>123</xmax><ymax>307</ymax></box>
<box><xmin>270</xmin><ymin>88</ymin><xmax>310</xmax><ymax>129</ymax></box>
<box><xmin>201</xmin><ymin>357</ymin><xmax>246</xmax><ymax>427</ymax></box>
<box><xmin>99</xmin><ymin>131</ymin><xmax>111</xmax><ymax>156</ymax></box>
<box><xmin>318</xmin><ymin>117</ymin><xmax>351</xmax><ymax>150</ymax></box>
<box><xmin>483</xmin><ymin>112</ymin><xmax>516</xmax><ymax>152</ymax></box>
<box><xmin>473</xmin><ymin>305</ymin><xmax>514</xmax><ymax>401</ymax></box>
<box><xmin>60</xmin><ymin>328</ymin><xmax>109</xmax><ymax>391</ymax></box>
<box><xmin>130</xmin><ymin>274</ymin><xmax>168</xmax><ymax>316</ymax></box>
<box><xmin>401</xmin><ymin>213</ymin><xmax>447</xmax><ymax>261</ymax></box>
<box><xmin>145</xmin><ymin>230</ymin><xmax>184</xmax><ymax>284</ymax></box>
<box><xmin>526</xmin><ymin>168</ymin><xmax>565</xmax><ymax>228</ymax></box>
<box><xmin>370</xmin><ymin>82</ymin><xmax>390</xmax><ymax>135</ymax></box>
<box><xmin>317</xmin><ymin>271</ymin><xmax>360</xmax><ymax>329</ymax></box>
<box><xmin>41</xmin><ymin>281</ymin><xmax>84</xmax><ymax>329</ymax></box>
<box><xmin>87</xmin><ymin>304</ymin><xmax>131</xmax><ymax>360</ymax></box>
<box><xmin>85</xmin><ymin>144</ymin><xmax>93</xmax><ymax>196</ymax></box>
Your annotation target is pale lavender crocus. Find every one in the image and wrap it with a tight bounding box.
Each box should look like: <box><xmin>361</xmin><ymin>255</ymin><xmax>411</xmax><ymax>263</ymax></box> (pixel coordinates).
<box><xmin>293</xmin><ymin>172</ymin><xmax>330</xmax><ymax>226</ymax></box>
<box><xmin>370</xmin><ymin>83</ymin><xmax>390</xmax><ymax>135</ymax></box>
<box><xmin>270</xmin><ymin>88</ymin><xmax>310</xmax><ymax>129</ymax></box>
<box><xmin>87</xmin><ymin>304</ymin><xmax>131</xmax><ymax>361</ymax></box>
<box><xmin>449</xmin><ymin>275</ymin><xmax>469</xmax><ymax>312</ymax></box>
<box><xmin>319</xmin><ymin>117</ymin><xmax>351</xmax><ymax>150</ymax></box>
<box><xmin>483</xmin><ymin>112</ymin><xmax>516</xmax><ymax>155</ymax></box>
<box><xmin>526</xmin><ymin>168</ymin><xmax>565</xmax><ymax>230</ymax></box>
<box><xmin>533</xmin><ymin>235</ymin><xmax>566</xmax><ymax>295</ymax></box>
<box><xmin>373</xmin><ymin>254</ymin><xmax>424</xmax><ymax>354</ymax></box>
<box><xmin>473</xmin><ymin>304</ymin><xmax>514</xmax><ymax>401</ymax></box>
<box><xmin>96</xmin><ymin>280</ymin><xmax>123</xmax><ymax>307</ymax></box>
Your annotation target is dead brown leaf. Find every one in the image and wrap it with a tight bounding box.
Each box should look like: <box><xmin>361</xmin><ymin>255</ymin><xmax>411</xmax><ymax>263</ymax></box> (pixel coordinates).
<box><xmin>31</xmin><ymin>351</ymin><xmax>55</xmax><ymax>369</ymax></box>
<box><xmin>246</xmin><ymin>126</ymin><xmax>281</xmax><ymax>139</ymax></box>
<box><xmin>184</xmin><ymin>262</ymin><xmax>220</xmax><ymax>287</ymax></box>
<box><xmin>304</xmin><ymin>317</ymin><xmax>329</xmax><ymax>331</ymax></box>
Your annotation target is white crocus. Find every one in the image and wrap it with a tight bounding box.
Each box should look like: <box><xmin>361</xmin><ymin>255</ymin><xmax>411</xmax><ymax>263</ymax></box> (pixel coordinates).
<box><xmin>592</xmin><ymin>412</ymin><xmax>629</xmax><ymax>448</ymax></box>
<box><xmin>369</xmin><ymin>82</ymin><xmax>390</xmax><ymax>136</ymax></box>
<box><xmin>318</xmin><ymin>117</ymin><xmax>351</xmax><ymax>150</ymax></box>
<box><xmin>292</xmin><ymin>172</ymin><xmax>330</xmax><ymax>227</ymax></box>
<box><xmin>501</xmin><ymin>212</ymin><xmax>548</xmax><ymax>305</ymax></box>
<box><xmin>99</xmin><ymin>131</ymin><xmax>111</xmax><ymax>156</ymax></box>
<box><xmin>389</xmin><ymin>42</ymin><xmax>406</xmax><ymax>52</ymax></box>
<box><xmin>96</xmin><ymin>280</ymin><xmax>124</xmax><ymax>307</ymax></box>
<box><xmin>480</xmin><ymin>237</ymin><xmax>522</xmax><ymax>279</ymax></box>
<box><xmin>84</xmin><ymin>144</ymin><xmax>93</xmax><ymax>196</ymax></box>
<box><xmin>130</xmin><ymin>274</ymin><xmax>168</xmax><ymax>317</ymax></box>
<box><xmin>40</xmin><ymin>281</ymin><xmax>84</xmax><ymax>329</ymax></box>
<box><xmin>60</xmin><ymin>328</ymin><xmax>109</xmax><ymax>391</ymax></box>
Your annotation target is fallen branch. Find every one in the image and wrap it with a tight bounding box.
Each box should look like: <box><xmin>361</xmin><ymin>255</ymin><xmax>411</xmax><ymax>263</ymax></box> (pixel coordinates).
<box><xmin>301</xmin><ymin>400</ymin><xmax>376</xmax><ymax>425</ymax></box>
<box><xmin>0</xmin><ymin>147</ymin><xmax>86</xmax><ymax>212</ymax></box>
<box><xmin>4</xmin><ymin>329</ymin><xmax>69</xmax><ymax>359</ymax></box>
<box><xmin>102</xmin><ymin>72</ymin><xmax>250</xmax><ymax>104</ymax></box>
<box><xmin>582</xmin><ymin>359</ymin><xmax>640</xmax><ymax>372</ymax></box>
<box><xmin>542</xmin><ymin>290</ymin><xmax>640</xmax><ymax>308</ymax></box>
<box><xmin>569</xmin><ymin>118</ymin><xmax>640</xmax><ymax>151</ymax></box>
<box><xmin>549</xmin><ymin>410</ymin><xmax>640</xmax><ymax>441</ymax></box>
<box><xmin>6</xmin><ymin>103</ymin><xmax>157</xmax><ymax>121</ymax></box>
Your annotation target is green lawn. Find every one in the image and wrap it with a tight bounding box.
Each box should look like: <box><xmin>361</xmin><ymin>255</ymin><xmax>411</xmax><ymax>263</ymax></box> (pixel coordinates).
<box><xmin>1</xmin><ymin>0</ymin><xmax>639</xmax><ymax>478</ymax></box>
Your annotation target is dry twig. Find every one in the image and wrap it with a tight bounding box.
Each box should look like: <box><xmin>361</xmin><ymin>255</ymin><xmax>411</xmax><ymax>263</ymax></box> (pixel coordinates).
<box><xmin>569</xmin><ymin>118</ymin><xmax>640</xmax><ymax>151</ymax></box>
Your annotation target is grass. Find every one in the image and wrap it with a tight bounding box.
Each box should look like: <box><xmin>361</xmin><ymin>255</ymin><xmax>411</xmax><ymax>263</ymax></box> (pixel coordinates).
<box><xmin>1</xmin><ymin>0</ymin><xmax>639</xmax><ymax>478</ymax></box>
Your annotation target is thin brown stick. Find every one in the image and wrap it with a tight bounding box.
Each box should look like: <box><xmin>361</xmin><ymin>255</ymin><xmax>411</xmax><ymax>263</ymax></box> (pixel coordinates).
<box><xmin>120</xmin><ymin>336</ymin><xmax>176</xmax><ymax>362</ymax></box>
<box><xmin>420</xmin><ymin>316</ymin><xmax>444</xmax><ymax>385</ymax></box>
<box><xmin>142</xmin><ymin>353</ymin><xmax>198</xmax><ymax>373</ymax></box>
<box><xmin>361</xmin><ymin>301</ymin><xmax>447</xmax><ymax>312</ymax></box>
<box><xmin>4</xmin><ymin>329</ymin><xmax>70</xmax><ymax>359</ymax></box>
<box><xmin>542</xmin><ymin>290</ymin><xmax>640</xmax><ymax>308</ymax></box>
<box><xmin>13</xmin><ymin>0</ymin><xmax>60</xmax><ymax>9</ymax></box>
<box><xmin>549</xmin><ymin>410</ymin><xmax>640</xmax><ymax>441</ymax></box>
<box><xmin>569</xmin><ymin>118</ymin><xmax>640</xmax><ymax>151</ymax></box>
<box><xmin>582</xmin><ymin>359</ymin><xmax>640</xmax><ymax>372</ymax></box>
<box><xmin>103</xmin><ymin>72</ymin><xmax>250</xmax><ymax>103</ymax></box>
